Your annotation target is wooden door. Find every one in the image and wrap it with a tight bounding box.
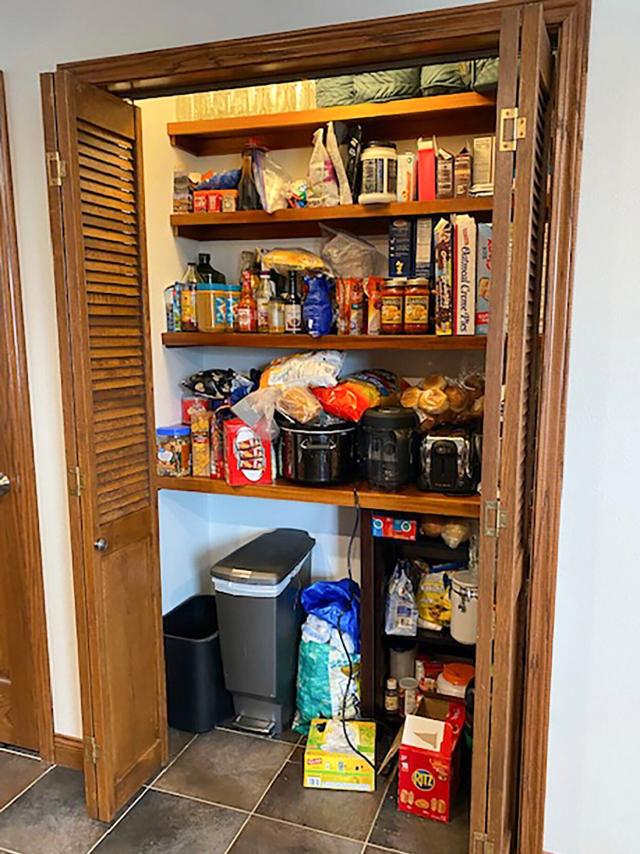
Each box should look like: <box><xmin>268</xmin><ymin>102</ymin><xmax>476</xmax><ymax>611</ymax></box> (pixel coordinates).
<box><xmin>471</xmin><ymin>5</ymin><xmax>553</xmax><ymax>853</ymax></box>
<box><xmin>41</xmin><ymin>70</ymin><xmax>167</xmax><ymax>820</ymax></box>
<box><xmin>0</xmin><ymin>73</ymin><xmax>54</xmax><ymax>757</ymax></box>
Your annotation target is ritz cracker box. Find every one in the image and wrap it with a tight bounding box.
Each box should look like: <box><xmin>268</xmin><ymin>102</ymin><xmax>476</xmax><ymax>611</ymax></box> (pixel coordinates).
<box><xmin>398</xmin><ymin>697</ymin><xmax>466</xmax><ymax>823</ymax></box>
<box><xmin>304</xmin><ymin>718</ymin><xmax>376</xmax><ymax>792</ymax></box>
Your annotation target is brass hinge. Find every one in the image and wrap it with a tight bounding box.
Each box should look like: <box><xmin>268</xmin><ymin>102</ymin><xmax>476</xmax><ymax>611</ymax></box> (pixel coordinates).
<box><xmin>472</xmin><ymin>832</ymin><xmax>495</xmax><ymax>854</ymax></box>
<box><xmin>67</xmin><ymin>466</ymin><xmax>85</xmax><ymax>497</ymax></box>
<box><xmin>499</xmin><ymin>107</ymin><xmax>527</xmax><ymax>151</ymax></box>
<box><xmin>46</xmin><ymin>150</ymin><xmax>66</xmax><ymax>186</ymax></box>
<box><xmin>84</xmin><ymin>736</ymin><xmax>100</xmax><ymax>765</ymax></box>
<box><xmin>484</xmin><ymin>500</ymin><xmax>508</xmax><ymax>538</ymax></box>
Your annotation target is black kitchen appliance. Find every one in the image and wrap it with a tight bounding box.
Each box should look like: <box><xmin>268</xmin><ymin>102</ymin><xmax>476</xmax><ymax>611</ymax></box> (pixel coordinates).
<box><xmin>277</xmin><ymin>414</ymin><xmax>356</xmax><ymax>485</ymax></box>
<box><xmin>361</xmin><ymin>406</ymin><xmax>418</xmax><ymax>490</ymax></box>
<box><xmin>418</xmin><ymin>426</ymin><xmax>480</xmax><ymax>494</ymax></box>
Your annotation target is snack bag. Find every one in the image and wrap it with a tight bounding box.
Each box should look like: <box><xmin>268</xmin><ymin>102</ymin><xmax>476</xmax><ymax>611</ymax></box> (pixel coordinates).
<box><xmin>313</xmin><ymin>369</ymin><xmax>407</xmax><ymax>422</ymax></box>
<box><xmin>385</xmin><ymin>560</ymin><xmax>418</xmax><ymax>637</ymax></box>
<box><xmin>325</xmin><ymin>121</ymin><xmax>353</xmax><ymax>205</ymax></box>
<box><xmin>308</xmin><ymin>127</ymin><xmax>339</xmax><ymax>207</ymax></box>
<box><xmin>260</xmin><ymin>350</ymin><xmax>343</xmax><ymax>389</ymax></box>
<box><xmin>302</xmin><ymin>274</ymin><xmax>333</xmax><ymax>338</ymax></box>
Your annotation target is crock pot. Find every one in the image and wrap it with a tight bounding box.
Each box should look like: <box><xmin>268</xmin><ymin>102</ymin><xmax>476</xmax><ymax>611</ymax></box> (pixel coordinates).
<box><xmin>277</xmin><ymin>415</ymin><xmax>356</xmax><ymax>485</ymax></box>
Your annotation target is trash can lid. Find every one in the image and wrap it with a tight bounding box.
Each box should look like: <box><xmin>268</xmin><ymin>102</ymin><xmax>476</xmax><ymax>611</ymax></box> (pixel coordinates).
<box><xmin>210</xmin><ymin>528</ymin><xmax>315</xmax><ymax>586</ymax></box>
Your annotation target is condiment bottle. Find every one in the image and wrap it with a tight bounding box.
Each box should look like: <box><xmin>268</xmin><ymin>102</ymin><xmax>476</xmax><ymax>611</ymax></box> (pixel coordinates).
<box><xmin>238</xmin><ymin>145</ymin><xmax>262</xmax><ymax>211</ymax></box>
<box><xmin>284</xmin><ymin>270</ymin><xmax>302</xmax><ymax>334</ymax></box>
<box><xmin>197</xmin><ymin>252</ymin><xmax>226</xmax><ymax>284</ymax></box>
<box><xmin>256</xmin><ymin>272</ymin><xmax>273</xmax><ymax>333</ymax></box>
<box><xmin>268</xmin><ymin>296</ymin><xmax>285</xmax><ymax>333</ymax></box>
<box><xmin>381</xmin><ymin>277</ymin><xmax>406</xmax><ymax>334</ymax></box>
<box><xmin>384</xmin><ymin>677</ymin><xmax>399</xmax><ymax>714</ymax></box>
<box><xmin>349</xmin><ymin>278</ymin><xmax>364</xmax><ymax>335</ymax></box>
<box><xmin>404</xmin><ymin>277</ymin><xmax>430</xmax><ymax>334</ymax></box>
<box><xmin>237</xmin><ymin>270</ymin><xmax>257</xmax><ymax>332</ymax></box>
<box><xmin>180</xmin><ymin>262</ymin><xmax>202</xmax><ymax>331</ymax></box>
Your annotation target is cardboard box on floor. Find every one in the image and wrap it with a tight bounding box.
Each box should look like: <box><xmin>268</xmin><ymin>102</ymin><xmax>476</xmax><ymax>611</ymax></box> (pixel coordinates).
<box><xmin>303</xmin><ymin>718</ymin><xmax>376</xmax><ymax>792</ymax></box>
<box><xmin>379</xmin><ymin>696</ymin><xmax>465</xmax><ymax>824</ymax></box>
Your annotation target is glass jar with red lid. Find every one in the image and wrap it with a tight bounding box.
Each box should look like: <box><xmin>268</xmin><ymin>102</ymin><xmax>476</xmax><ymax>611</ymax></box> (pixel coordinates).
<box><xmin>404</xmin><ymin>277</ymin><xmax>430</xmax><ymax>333</ymax></box>
<box><xmin>381</xmin><ymin>277</ymin><xmax>406</xmax><ymax>334</ymax></box>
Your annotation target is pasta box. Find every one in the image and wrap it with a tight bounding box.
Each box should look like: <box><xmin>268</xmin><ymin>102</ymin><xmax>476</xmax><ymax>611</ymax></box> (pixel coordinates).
<box><xmin>303</xmin><ymin>718</ymin><xmax>376</xmax><ymax>792</ymax></box>
<box><xmin>223</xmin><ymin>418</ymin><xmax>274</xmax><ymax>486</ymax></box>
<box><xmin>398</xmin><ymin>697</ymin><xmax>465</xmax><ymax>823</ymax></box>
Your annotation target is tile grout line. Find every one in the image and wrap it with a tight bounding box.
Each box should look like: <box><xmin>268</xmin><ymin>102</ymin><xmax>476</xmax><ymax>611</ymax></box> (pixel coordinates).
<box><xmin>0</xmin><ymin>764</ymin><xmax>55</xmax><ymax>818</ymax></box>
<box><xmin>0</xmin><ymin>845</ymin><xmax>26</xmax><ymax>854</ymax></box>
<box><xmin>85</xmin><ymin>733</ymin><xmax>200</xmax><ymax>854</ymax></box>
<box><xmin>222</xmin><ymin>735</ymin><xmax>300</xmax><ymax>853</ymax></box>
<box><xmin>254</xmin><ymin>812</ymin><xmax>380</xmax><ymax>847</ymax></box>
<box><xmin>359</xmin><ymin>772</ymin><xmax>395</xmax><ymax>854</ymax></box>
<box><xmin>147</xmin><ymin>785</ymin><xmax>250</xmax><ymax>816</ymax></box>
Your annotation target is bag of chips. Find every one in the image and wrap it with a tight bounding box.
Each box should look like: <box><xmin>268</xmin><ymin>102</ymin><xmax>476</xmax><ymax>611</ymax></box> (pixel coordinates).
<box><xmin>313</xmin><ymin>369</ymin><xmax>407</xmax><ymax>422</ymax></box>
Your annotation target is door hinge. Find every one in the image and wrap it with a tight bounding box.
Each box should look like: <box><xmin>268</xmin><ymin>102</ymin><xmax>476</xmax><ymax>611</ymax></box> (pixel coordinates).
<box><xmin>46</xmin><ymin>150</ymin><xmax>66</xmax><ymax>186</ymax></box>
<box><xmin>472</xmin><ymin>832</ymin><xmax>495</xmax><ymax>854</ymax></box>
<box><xmin>67</xmin><ymin>466</ymin><xmax>85</xmax><ymax>497</ymax></box>
<box><xmin>499</xmin><ymin>107</ymin><xmax>527</xmax><ymax>151</ymax></box>
<box><xmin>484</xmin><ymin>500</ymin><xmax>508</xmax><ymax>538</ymax></box>
<box><xmin>84</xmin><ymin>736</ymin><xmax>100</xmax><ymax>765</ymax></box>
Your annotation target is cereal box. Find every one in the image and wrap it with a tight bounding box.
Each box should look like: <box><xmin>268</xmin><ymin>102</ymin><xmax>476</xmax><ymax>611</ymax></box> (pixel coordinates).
<box><xmin>414</xmin><ymin>218</ymin><xmax>433</xmax><ymax>281</ymax></box>
<box><xmin>190</xmin><ymin>410</ymin><xmax>212</xmax><ymax>477</ymax></box>
<box><xmin>454</xmin><ymin>146</ymin><xmax>472</xmax><ymax>197</ymax></box>
<box><xmin>398</xmin><ymin>697</ymin><xmax>465</xmax><ymax>823</ymax></box>
<box><xmin>434</xmin><ymin>218</ymin><xmax>453</xmax><ymax>335</ymax></box>
<box><xmin>453</xmin><ymin>214</ymin><xmax>476</xmax><ymax>336</ymax></box>
<box><xmin>397</xmin><ymin>153</ymin><xmax>417</xmax><ymax>202</ymax></box>
<box><xmin>476</xmin><ymin>222</ymin><xmax>492</xmax><ymax>335</ymax></box>
<box><xmin>436</xmin><ymin>147</ymin><xmax>454</xmax><ymax>199</ymax></box>
<box><xmin>304</xmin><ymin>719</ymin><xmax>376</xmax><ymax>793</ymax></box>
<box><xmin>223</xmin><ymin>418</ymin><xmax>274</xmax><ymax>486</ymax></box>
<box><xmin>389</xmin><ymin>218</ymin><xmax>415</xmax><ymax>278</ymax></box>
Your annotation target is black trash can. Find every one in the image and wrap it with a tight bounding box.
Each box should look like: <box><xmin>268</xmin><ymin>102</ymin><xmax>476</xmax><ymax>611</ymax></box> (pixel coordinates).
<box><xmin>163</xmin><ymin>594</ymin><xmax>233</xmax><ymax>733</ymax></box>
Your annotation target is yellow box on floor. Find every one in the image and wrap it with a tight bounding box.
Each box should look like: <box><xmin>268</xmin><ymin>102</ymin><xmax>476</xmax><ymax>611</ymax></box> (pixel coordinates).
<box><xmin>303</xmin><ymin>718</ymin><xmax>376</xmax><ymax>792</ymax></box>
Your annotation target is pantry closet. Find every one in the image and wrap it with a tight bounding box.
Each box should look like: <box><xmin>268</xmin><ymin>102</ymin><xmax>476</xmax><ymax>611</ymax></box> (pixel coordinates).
<box><xmin>40</xmin><ymin>2</ymin><xmax>590</xmax><ymax>852</ymax></box>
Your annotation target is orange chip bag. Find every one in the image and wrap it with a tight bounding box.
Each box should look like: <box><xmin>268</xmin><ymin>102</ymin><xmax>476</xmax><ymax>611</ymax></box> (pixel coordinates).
<box><xmin>312</xmin><ymin>369</ymin><xmax>408</xmax><ymax>422</ymax></box>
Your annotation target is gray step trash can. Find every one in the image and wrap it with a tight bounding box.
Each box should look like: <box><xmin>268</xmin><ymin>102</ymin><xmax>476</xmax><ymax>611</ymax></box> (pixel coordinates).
<box><xmin>210</xmin><ymin>528</ymin><xmax>314</xmax><ymax>735</ymax></box>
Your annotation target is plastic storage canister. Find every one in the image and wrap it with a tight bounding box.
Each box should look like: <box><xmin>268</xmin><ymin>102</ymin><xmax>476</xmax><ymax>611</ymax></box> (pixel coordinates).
<box><xmin>449</xmin><ymin>570</ymin><xmax>479</xmax><ymax>645</ymax></box>
<box><xmin>389</xmin><ymin>643</ymin><xmax>416</xmax><ymax>681</ymax></box>
<box><xmin>399</xmin><ymin>676</ymin><xmax>419</xmax><ymax>715</ymax></box>
<box><xmin>156</xmin><ymin>425</ymin><xmax>191</xmax><ymax>477</ymax></box>
<box><xmin>359</xmin><ymin>141</ymin><xmax>397</xmax><ymax>204</ymax></box>
<box><xmin>404</xmin><ymin>277</ymin><xmax>430</xmax><ymax>333</ymax></box>
<box><xmin>436</xmin><ymin>662</ymin><xmax>475</xmax><ymax>698</ymax></box>
<box><xmin>196</xmin><ymin>283</ymin><xmax>227</xmax><ymax>333</ymax></box>
<box><xmin>381</xmin><ymin>278</ymin><xmax>406</xmax><ymax>334</ymax></box>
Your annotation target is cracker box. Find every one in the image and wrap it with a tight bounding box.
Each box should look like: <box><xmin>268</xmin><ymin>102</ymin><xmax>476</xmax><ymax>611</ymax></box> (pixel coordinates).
<box><xmin>476</xmin><ymin>222</ymin><xmax>492</xmax><ymax>334</ymax></box>
<box><xmin>436</xmin><ymin>147</ymin><xmax>454</xmax><ymax>199</ymax></box>
<box><xmin>389</xmin><ymin>218</ymin><xmax>415</xmax><ymax>278</ymax></box>
<box><xmin>414</xmin><ymin>218</ymin><xmax>433</xmax><ymax>281</ymax></box>
<box><xmin>434</xmin><ymin>218</ymin><xmax>453</xmax><ymax>335</ymax></box>
<box><xmin>454</xmin><ymin>146</ymin><xmax>472</xmax><ymax>197</ymax></box>
<box><xmin>371</xmin><ymin>515</ymin><xmax>417</xmax><ymax>541</ymax></box>
<box><xmin>304</xmin><ymin>719</ymin><xmax>376</xmax><ymax>793</ymax></box>
<box><xmin>223</xmin><ymin>418</ymin><xmax>274</xmax><ymax>486</ymax></box>
<box><xmin>453</xmin><ymin>214</ymin><xmax>477</xmax><ymax>335</ymax></box>
<box><xmin>471</xmin><ymin>136</ymin><xmax>495</xmax><ymax>195</ymax></box>
<box><xmin>397</xmin><ymin>153</ymin><xmax>417</xmax><ymax>202</ymax></box>
<box><xmin>398</xmin><ymin>697</ymin><xmax>465</xmax><ymax>823</ymax></box>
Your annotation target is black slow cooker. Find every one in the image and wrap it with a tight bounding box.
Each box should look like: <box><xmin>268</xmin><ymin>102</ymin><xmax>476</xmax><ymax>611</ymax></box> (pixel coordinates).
<box><xmin>277</xmin><ymin>414</ymin><xmax>356</xmax><ymax>485</ymax></box>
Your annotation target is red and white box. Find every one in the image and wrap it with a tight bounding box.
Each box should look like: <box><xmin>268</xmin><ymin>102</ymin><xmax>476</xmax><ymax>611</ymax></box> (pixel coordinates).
<box><xmin>223</xmin><ymin>418</ymin><xmax>274</xmax><ymax>487</ymax></box>
<box><xmin>453</xmin><ymin>214</ymin><xmax>477</xmax><ymax>335</ymax></box>
<box><xmin>398</xmin><ymin>697</ymin><xmax>466</xmax><ymax>823</ymax></box>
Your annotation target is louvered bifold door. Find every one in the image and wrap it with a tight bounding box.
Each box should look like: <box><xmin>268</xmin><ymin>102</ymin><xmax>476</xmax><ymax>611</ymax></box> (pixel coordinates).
<box><xmin>55</xmin><ymin>71</ymin><xmax>166</xmax><ymax>821</ymax></box>
<box><xmin>485</xmin><ymin>5</ymin><xmax>553</xmax><ymax>853</ymax></box>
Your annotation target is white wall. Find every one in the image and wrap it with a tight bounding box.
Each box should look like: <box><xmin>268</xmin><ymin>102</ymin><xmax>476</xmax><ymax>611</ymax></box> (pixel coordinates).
<box><xmin>0</xmin><ymin>1</ymin><xmax>634</xmax><ymax>851</ymax></box>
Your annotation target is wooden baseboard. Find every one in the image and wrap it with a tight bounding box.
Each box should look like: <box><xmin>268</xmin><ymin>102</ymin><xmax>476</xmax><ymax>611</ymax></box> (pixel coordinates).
<box><xmin>53</xmin><ymin>733</ymin><xmax>83</xmax><ymax>770</ymax></box>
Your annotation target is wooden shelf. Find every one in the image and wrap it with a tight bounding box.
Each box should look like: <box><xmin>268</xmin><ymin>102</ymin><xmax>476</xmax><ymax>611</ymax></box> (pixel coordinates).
<box><xmin>162</xmin><ymin>331</ymin><xmax>488</xmax><ymax>351</ymax></box>
<box><xmin>170</xmin><ymin>197</ymin><xmax>493</xmax><ymax>240</ymax></box>
<box><xmin>154</xmin><ymin>476</ymin><xmax>481</xmax><ymax>518</ymax></box>
<box><xmin>168</xmin><ymin>92</ymin><xmax>497</xmax><ymax>156</ymax></box>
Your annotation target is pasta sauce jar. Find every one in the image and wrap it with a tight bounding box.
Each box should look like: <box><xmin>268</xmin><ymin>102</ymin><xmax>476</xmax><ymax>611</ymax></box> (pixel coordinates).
<box><xmin>404</xmin><ymin>277</ymin><xmax>430</xmax><ymax>333</ymax></box>
<box><xmin>381</xmin><ymin>277</ymin><xmax>406</xmax><ymax>334</ymax></box>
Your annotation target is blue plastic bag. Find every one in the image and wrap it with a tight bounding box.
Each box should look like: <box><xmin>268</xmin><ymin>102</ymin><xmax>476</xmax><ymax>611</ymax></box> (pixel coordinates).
<box><xmin>302</xmin><ymin>275</ymin><xmax>333</xmax><ymax>338</ymax></box>
<box><xmin>301</xmin><ymin>578</ymin><xmax>360</xmax><ymax>652</ymax></box>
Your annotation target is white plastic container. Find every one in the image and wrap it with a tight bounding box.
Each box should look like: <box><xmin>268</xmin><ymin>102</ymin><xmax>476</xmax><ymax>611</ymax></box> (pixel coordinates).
<box><xmin>359</xmin><ymin>141</ymin><xmax>397</xmax><ymax>204</ymax></box>
<box><xmin>449</xmin><ymin>569</ymin><xmax>479</xmax><ymax>645</ymax></box>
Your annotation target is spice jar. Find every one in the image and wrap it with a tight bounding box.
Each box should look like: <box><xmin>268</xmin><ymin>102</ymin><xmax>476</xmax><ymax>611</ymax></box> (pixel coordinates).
<box><xmin>384</xmin><ymin>677</ymin><xmax>399</xmax><ymax>714</ymax></box>
<box><xmin>404</xmin><ymin>277</ymin><xmax>430</xmax><ymax>333</ymax></box>
<box><xmin>156</xmin><ymin>425</ymin><xmax>191</xmax><ymax>477</ymax></box>
<box><xmin>381</xmin><ymin>277</ymin><xmax>406</xmax><ymax>334</ymax></box>
<box><xmin>399</xmin><ymin>676</ymin><xmax>419</xmax><ymax>716</ymax></box>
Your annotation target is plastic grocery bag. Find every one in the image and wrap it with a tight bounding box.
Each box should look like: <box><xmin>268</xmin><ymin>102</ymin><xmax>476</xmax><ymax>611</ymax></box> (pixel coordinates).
<box><xmin>308</xmin><ymin>127</ymin><xmax>340</xmax><ymax>207</ymax></box>
<box><xmin>385</xmin><ymin>560</ymin><xmax>418</xmax><ymax>636</ymax></box>
<box><xmin>292</xmin><ymin>638</ymin><xmax>361</xmax><ymax>734</ymax></box>
<box><xmin>320</xmin><ymin>224</ymin><xmax>383</xmax><ymax>278</ymax></box>
<box><xmin>252</xmin><ymin>149</ymin><xmax>291</xmax><ymax>213</ymax></box>
<box><xmin>325</xmin><ymin>121</ymin><xmax>353</xmax><ymax>205</ymax></box>
<box><xmin>301</xmin><ymin>578</ymin><xmax>361</xmax><ymax>652</ymax></box>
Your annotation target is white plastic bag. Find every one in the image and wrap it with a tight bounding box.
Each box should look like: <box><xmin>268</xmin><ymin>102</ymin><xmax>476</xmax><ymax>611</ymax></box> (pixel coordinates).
<box><xmin>308</xmin><ymin>127</ymin><xmax>339</xmax><ymax>207</ymax></box>
<box><xmin>325</xmin><ymin>121</ymin><xmax>353</xmax><ymax>206</ymax></box>
<box><xmin>385</xmin><ymin>561</ymin><xmax>418</xmax><ymax>636</ymax></box>
<box><xmin>252</xmin><ymin>149</ymin><xmax>290</xmax><ymax>213</ymax></box>
<box><xmin>320</xmin><ymin>224</ymin><xmax>383</xmax><ymax>278</ymax></box>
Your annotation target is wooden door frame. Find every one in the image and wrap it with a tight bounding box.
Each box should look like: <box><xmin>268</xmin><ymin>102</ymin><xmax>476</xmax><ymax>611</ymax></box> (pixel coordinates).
<box><xmin>39</xmin><ymin>0</ymin><xmax>591</xmax><ymax>847</ymax></box>
<box><xmin>0</xmin><ymin>71</ymin><xmax>55</xmax><ymax>762</ymax></box>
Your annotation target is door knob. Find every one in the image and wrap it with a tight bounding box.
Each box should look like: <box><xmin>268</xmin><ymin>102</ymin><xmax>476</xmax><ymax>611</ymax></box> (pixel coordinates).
<box><xmin>94</xmin><ymin>537</ymin><xmax>109</xmax><ymax>552</ymax></box>
<box><xmin>0</xmin><ymin>474</ymin><xmax>10</xmax><ymax>497</ymax></box>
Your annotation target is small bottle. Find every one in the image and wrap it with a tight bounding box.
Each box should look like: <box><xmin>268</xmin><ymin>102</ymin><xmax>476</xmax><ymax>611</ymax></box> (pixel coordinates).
<box><xmin>237</xmin><ymin>270</ymin><xmax>257</xmax><ymax>332</ymax></box>
<box><xmin>197</xmin><ymin>252</ymin><xmax>226</xmax><ymax>285</ymax></box>
<box><xmin>180</xmin><ymin>262</ymin><xmax>201</xmax><ymax>331</ymax></box>
<box><xmin>284</xmin><ymin>270</ymin><xmax>302</xmax><ymax>334</ymax></box>
<box><xmin>384</xmin><ymin>677</ymin><xmax>399</xmax><ymax>714</ymax></box>
<box><xmin>256</xmin><ymin>272</ymin><xmax>274</xmax><ymax>333</ymax></box>
<box><xmin>268</xmin><ymin>296</ymin><xmax>285</xmax><ymax>333</ymax></box>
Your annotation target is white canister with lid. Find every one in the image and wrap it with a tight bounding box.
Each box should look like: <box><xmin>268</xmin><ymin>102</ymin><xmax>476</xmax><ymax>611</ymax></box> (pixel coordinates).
<box><xmin>359</xmin><ymin>141</ymin><xmax>398</xmax><ymax>204</ymax></box>
<box><xmin>449</xmin><ymin>569</ymin><xmax>479</xmax><ymax>645</ymax></box>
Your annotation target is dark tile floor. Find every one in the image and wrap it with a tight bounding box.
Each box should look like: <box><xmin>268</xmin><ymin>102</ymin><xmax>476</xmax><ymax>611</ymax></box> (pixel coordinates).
<box><xmin>0</xmin><ymin>729</ymin><xmax>469</xmax><ymax>853</ymax></box>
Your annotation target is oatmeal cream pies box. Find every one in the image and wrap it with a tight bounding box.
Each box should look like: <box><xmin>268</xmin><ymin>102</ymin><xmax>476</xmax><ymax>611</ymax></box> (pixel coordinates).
<box><xmin>452</xmin><ymin>214</ymin><xmax>477</xmax><ymax>335</ymax></box>
<box><xmin>398</xmin><ymin>697</ymin><xmax>465</xmax><ymax>823</ymax></box>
